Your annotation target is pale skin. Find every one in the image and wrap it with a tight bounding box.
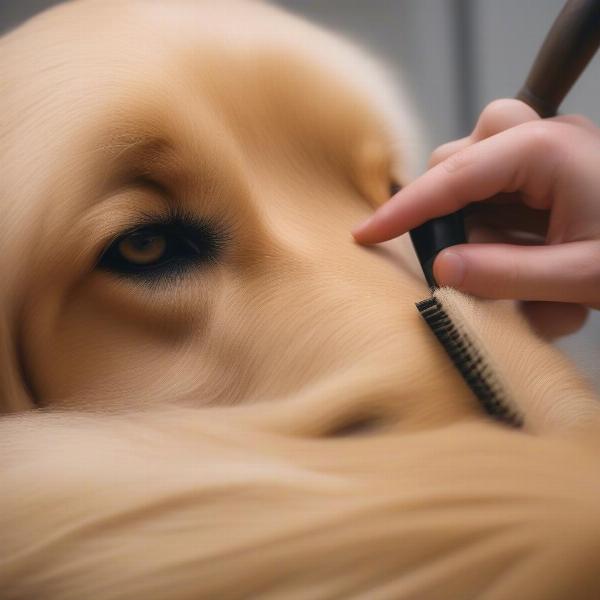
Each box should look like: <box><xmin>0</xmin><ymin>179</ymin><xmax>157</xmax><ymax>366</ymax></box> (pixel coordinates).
<box><xmin>353</xmin><ymin>99</ymin><xmax>600</xmax><ymax>338</ymax></box>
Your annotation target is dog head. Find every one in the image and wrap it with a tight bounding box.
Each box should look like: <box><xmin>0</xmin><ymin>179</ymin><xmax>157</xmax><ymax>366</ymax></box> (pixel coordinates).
<box><xmin>0</xmin><ymin>0</ymin><xmax>472</xmax><ymax>425</ymax></box>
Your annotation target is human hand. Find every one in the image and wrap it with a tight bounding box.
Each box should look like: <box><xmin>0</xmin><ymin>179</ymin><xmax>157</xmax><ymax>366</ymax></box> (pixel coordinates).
<box><xmin>353</xmin><ymin>99</ymin><xmax>600</xmax><ymax>337</ymax></box>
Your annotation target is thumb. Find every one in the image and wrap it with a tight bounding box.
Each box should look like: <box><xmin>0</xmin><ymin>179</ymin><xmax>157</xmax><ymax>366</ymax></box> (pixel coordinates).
<box><xmin>434</xmin><ymin>241</ymin><xmax>600</xmax><ymax>307</ymax></box>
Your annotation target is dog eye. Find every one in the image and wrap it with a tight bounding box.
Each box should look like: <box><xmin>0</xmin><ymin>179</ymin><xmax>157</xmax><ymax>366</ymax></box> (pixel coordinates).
<box><xmin>98</xmin><ymin>219</ymin><xmax>222</xmax><ymax>280</ymax></box>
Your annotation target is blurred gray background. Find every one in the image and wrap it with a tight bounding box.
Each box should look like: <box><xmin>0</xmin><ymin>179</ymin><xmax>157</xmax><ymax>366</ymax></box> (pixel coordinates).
<box><xmin>1</xmin><ymin>0</ymin><xmax>598</xmax><ymax>388</ymax></box>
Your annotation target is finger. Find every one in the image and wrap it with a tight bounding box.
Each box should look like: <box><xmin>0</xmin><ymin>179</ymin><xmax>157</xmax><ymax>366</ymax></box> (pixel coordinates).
<box><xmin>428</xmin><ymin>137</ymin><xmax>471</xmax><ymax>168</ymax></box>
<box><xmin>471</xmin><ymin>99</ymin><xmax>540</xmax><ymax>140</ymax></box>
<box><xmin>433</xmin><ymin>240</ymin><xmax>600</xmax><ymax>306</ymax></box>
<box><xmin>550</xmin><ymin>114</ymin><xmax>600</xmax><ymax>133</ymax></box>
<box><xmin>520</xmin><ymin>301</ymin><xmax>588</xmax><ymax>340</ymax></box>
<box><xmin>352</xmin><ymin>121</ymin><xmax>563</xmax><ymax>244</ymax></box>
<box><xmin>427</xmin><ymin>100</ymin><xmax>540</xmax><ymax>169</ymax></box>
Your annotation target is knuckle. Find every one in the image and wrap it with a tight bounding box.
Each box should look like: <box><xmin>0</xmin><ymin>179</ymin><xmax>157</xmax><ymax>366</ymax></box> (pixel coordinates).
<box><xmin>429</xmin><ymin>137</ymin><xmax>471</xmax><ymax>168</ymax></box>
<box><xmin>476</xmin><ymin>99</ymin><xmax>512</xmax><ymax>135</ymax></box>
<box><xmin>561</xmin><ymin>113</ymin><xmax>597</xmax><ymax>131</ymax></box>
<box><xmin>477</xmin><ymin>99</ymin><xmax>535</xmax><ymax>137</ymax></box>
<box><xmin>428</xmin><ymin>148</ymin><xmax>444</xmax><ymax>168</ymax></box>
<box><xmin>429</xmin><ymin>142</ymin><xmax>454</xmax><ymax>167</ymax></box>
<box><xmin>481</xmin><ymin>98</ymin><xmax>518</xmax><ymax>121</ymax></box>
<box><xmin>513</xmin><ymin>122</ymin><xmax>567</xmax><ymax>201</ymax></box>
<box><xmin>440</xmin><ymin>144</ymin><xmax>478</xmax><ymax>175</ymax></box>
<box><xmin>521</xmin><ymin>121</ymin><xmax>562</xmax><ymax>156</ymax></box>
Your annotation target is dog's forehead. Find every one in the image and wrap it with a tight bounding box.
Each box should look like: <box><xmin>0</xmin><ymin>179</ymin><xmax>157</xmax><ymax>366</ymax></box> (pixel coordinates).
<box><xmin>0</xmin><ymin>0</ymin><xmax>417</xmax><ymax>244</ymax></box>
<box><xmin>0</xmin><ymin>0</ymin><xmax>411</xmax><ymax>152</ymax></box>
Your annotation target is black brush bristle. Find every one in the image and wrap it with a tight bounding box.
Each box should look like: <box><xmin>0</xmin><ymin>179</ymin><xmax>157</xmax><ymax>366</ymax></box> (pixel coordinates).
<box><xmin>416</xmin><ymin>296</ymin><xmax>523</xmax><ymax>428</ymax></box>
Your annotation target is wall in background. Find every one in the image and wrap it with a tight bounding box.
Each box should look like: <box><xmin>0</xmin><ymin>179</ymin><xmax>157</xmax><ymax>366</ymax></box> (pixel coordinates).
<box><xmin>0</xmin><ymin>0</ymin><xmax>60</xmax><ymax>33</ymax></box>
<box><xmin>275</xmin><ymin>0</ymin><xmax>600</xmax><ymax>151</ymax></box>
<box><xmin>2</xmin><ymin>0</ymin><xmax>599</xmax><ymax>388</ymax></box>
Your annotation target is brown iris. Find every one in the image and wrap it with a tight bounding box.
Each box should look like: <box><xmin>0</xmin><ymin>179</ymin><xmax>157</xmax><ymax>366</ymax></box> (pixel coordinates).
<box><xmin>117</xmin><ymin>231</ymin><xmax>167</xmax><ymax>265</ymax></box>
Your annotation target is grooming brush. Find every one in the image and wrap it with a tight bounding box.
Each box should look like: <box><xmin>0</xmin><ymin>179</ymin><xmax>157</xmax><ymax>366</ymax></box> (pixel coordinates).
<box><xmin>411</xmin><ymin>0</ymin><xmax>600</xmax><ymax>427</ymax></box>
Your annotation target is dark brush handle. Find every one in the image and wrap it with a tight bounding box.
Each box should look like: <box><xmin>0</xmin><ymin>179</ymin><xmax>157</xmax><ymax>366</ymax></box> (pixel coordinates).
<box><xmin>516</xmin><ymin>0</ymin><xmax>600</xmax><ymax>117</ymax></box>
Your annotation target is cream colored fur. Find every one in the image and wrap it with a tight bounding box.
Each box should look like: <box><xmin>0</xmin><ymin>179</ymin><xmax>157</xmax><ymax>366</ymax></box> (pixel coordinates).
<box><xmin>1</xmin><ymin>2</ymin><xmax>599</xmax><ymax>599</ymax></box>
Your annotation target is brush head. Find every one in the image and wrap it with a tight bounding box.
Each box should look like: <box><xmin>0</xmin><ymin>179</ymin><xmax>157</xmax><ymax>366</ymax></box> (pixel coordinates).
<box><xmin>416</xmin><ymin>295</ymin><xmax>523</xmax><ymax>428</ymax></box>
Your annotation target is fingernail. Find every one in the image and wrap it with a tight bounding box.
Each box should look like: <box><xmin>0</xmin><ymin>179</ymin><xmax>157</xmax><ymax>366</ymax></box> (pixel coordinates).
<box><xmin>436</xmin><ymin>251</ymin><xmax>465</xmax><ymax>288</ymax></box>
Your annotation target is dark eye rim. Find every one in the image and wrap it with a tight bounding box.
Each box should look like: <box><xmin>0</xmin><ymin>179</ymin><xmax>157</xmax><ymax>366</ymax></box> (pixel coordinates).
<box><xmin>389</xmin><ymin>181</ymin><xmax>403</xmax><ymax>196</ymax></box>
<box><xmin>97</xmin><ymin>214</ymin><xmax>226</xmax><ymax>281</ymax></box>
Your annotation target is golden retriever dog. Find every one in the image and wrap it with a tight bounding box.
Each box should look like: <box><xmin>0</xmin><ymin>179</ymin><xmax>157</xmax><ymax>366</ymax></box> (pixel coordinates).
<box><xmin>1</xmin><ymin>1</ymin><xmax>599</xmax><ymax>598</ymax></box>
